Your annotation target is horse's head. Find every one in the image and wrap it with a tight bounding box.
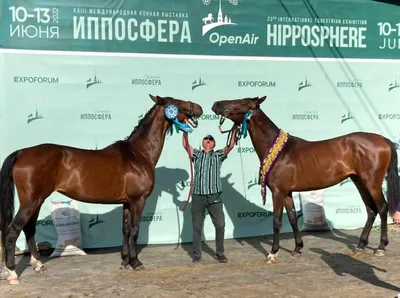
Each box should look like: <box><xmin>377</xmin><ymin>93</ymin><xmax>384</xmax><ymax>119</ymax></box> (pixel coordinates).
<box><xmin>212</xmin><ymin>96</ymin><xmax>266</xmax><ymax>126</ymax></box>
<box><xmin>149</xmin><ymin>94</ymin><xmax>203</xmax><ymax>127</ymax></box>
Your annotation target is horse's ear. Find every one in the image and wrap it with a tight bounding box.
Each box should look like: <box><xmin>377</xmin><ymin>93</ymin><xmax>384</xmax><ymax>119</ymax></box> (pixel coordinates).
<box><xmin>149</xmin><ymin>94</ymin><xmax>165</xmax><ymax>104</ymax></box>
<box><xmin>258</xmin><ymin>96</ymin><xmax>267</xmax><ymax>104</ymax></box>
<box><xmin>149</xmin><ymin>94</ymin><xmax>158</xmax><ymax>102</ymax></box>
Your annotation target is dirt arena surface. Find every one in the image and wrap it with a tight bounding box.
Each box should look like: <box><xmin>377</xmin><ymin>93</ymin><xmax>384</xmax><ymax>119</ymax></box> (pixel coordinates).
<box><xmin>1</xmin><ymin>227</ymin><xmax>400</xmax><ymax>298</ymax></box>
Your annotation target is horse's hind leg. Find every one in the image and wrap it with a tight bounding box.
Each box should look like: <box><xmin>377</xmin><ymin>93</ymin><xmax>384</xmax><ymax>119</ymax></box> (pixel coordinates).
<box><xmin>23</xmin><ymin>205</ymin><xmax>45</xmax><ymax>273</ymax></box>
<box><xmin>373</xmin><ymin>190</ymin><xmax>388</xmax><ymax>256</ymax></box>
<box><xmin>361</xmin><ymin>188</ymin><xmax>388</xmax><ymax>256</ymax></box>
<box><xmin>351</xmin><ymin>175</ymin><xmax>378</xmax><ymax>251</ymax></box>
<box><xmin>352</xmin><ymin>175</ymin><xmax>388</xmax><ymax>256</ymax></box>
<box><xmin>5</xmin><ymin>201</ymin><xmax>41</xmax><ymax>284</ymax></box>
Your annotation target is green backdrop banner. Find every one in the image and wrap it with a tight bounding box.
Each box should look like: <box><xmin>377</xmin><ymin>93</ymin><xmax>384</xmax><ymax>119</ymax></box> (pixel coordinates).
<box><xmin>1</xmin><ymin>0</ymin><xmax>400</xmax><ymax>58</ymax></box>
<box><xmin>0</xmin><ymin>0</ymin><xmax>399</xmax><ymax>251</ymax></box>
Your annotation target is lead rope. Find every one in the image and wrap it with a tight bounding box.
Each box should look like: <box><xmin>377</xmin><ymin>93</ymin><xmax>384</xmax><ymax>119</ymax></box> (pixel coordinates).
<box><xmin>220</xmin><ymin>124</ymin><xmax>246</xmax><ymax>197</ymax></box>
<box><xmin>220</xmin><ymin>123</ymin><xmax>241</xmax><ymax>147</ymax></box>
<box><xmin>237</xmin><ymin>137</ymin><xmax>248</xmax><ymax>199</ymax></box>
<box><xmin>181</xmin><ymin>132</ymin><xmax>194</xmax><ymax>211</ymax></box>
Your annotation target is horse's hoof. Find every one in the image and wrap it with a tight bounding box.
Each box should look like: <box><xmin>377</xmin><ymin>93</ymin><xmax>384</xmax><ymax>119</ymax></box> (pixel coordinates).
<box><xmin>266</xmin><ymin>253</ymin><xmax>278</xmax><ymax>265</ymax></box>
<box><xmin>132</xmin><ymin>261</ymin><xmax>144</xmax><ymax>271</ymax></box>
<box><xmin>266</xmin><ymin>258</ymin><xmax>277</xmax><ymax>265</ymax></box>
<box><xmin>133</xmin><ymin>264</ymin><xmax>144</xmax><ymax>271</ymax></box>
<box><xmin>120</xmin><ymin>259</ymin><xmax>129</xmax><ymax>270</ymax></box>
<box><xmin>290</xmin><ymin>251</ymin><xmax>302</xmax><ymax>259</ymax></box>
<box><xmin>34</xmin><ymin>265</ymin><xmax>47</xmax><ymax>273</ymax></box>
<box><xmin>7</xmin><ymin>274</ymin><xmax>20</xmax><ymax>285</ymax></box>
<box><xmin>353</xmin><ymin>246</ymin><xmax>365</xmax><ymax>254</ymax></box>
<box><xmin>8</xmin><ymin>278</ymin><xmax>20</xmax><ymax>285</ymax></box>
<box><xmin>32</xmin><ymin>261</ymin><xmax>46</xmax><ymax>273</ymax></box>
<box><xmin>375</xmin><ymin>249</ymin><xmax>385</xmax><ymax>257</ymax></box>
<box><xmin>6</xmin><ymin>270</ymin><xmax>19</xmax><ymax>285</ymax></box>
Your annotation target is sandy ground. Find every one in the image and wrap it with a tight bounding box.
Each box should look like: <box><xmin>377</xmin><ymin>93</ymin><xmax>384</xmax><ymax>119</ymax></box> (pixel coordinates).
<box><xmin>1</xmin><ymin>227</ymin><xmax>400</xmax><ymax>298</ymax></box>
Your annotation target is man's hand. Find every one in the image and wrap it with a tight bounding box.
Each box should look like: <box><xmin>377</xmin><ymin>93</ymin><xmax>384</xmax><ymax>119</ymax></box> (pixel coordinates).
<box><xmin>223</xmin><ymin>125</ymin><xmax>241</xmax><ymax>156</ymax></box>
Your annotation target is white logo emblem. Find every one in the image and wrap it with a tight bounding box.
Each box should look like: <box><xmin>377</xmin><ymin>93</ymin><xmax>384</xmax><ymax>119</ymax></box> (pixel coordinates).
<box><xmin>202</xmin><ymin>0</ymin><xmax>236</xmax><ymax>36</ymax></box>
<box><xmin>202</xmin><ymin>0</ymin><xmax>211</xmax><ymax>5</ymax></box>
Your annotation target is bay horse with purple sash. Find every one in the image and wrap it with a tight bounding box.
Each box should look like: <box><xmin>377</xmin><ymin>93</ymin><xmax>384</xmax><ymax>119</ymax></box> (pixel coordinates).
<box><xmin>0</xmin><ymin>95</ymin><xmax>202</xmax><ymax>284</ymax></box>
<box><xmin>212</xmin><ymin>96</ymin><xmax>399</xmax><ymax>264</ymax></box>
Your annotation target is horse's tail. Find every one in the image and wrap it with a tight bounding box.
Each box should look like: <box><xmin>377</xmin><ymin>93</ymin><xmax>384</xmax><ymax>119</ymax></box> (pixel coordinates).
<box><xmin>0</xmin><ymin>150</ymin><xmax>19</xmax><ymax>249</ymax></box>
<box><xmin>384</xmin><ymin>138</ymin><xmax>400</xmax><ymax>217</ymax></box>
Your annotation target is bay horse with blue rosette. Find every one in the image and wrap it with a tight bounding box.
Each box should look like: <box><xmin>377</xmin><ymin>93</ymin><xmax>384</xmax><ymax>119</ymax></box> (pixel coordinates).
<box><xmin>0</xmin><ymin>95</ymin><xmax>202</xmax><ymax>285</ymax></box>
<box><xmin>212</xmin><ymin>96</ymin><xmax>400</xmax><ymax>264</ymax></box>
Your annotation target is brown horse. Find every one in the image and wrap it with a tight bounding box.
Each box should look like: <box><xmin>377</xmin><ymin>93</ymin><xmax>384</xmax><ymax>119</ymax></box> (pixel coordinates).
<box><xmin>212</xmin><ymin>96</ymin><xmax>400</xmax><ymax>264</ymax></box>
<box><xmin>0</xmin><ymin>95</ymin><xmax>203</xmax><ymax>284</ymax></box>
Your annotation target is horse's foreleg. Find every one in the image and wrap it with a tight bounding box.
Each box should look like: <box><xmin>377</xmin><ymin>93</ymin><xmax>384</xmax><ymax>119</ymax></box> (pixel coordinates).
<box><xmin>128</xmin><ymin>197</ymin><xmax>145</xmax><ymax>270</ymax></box>
<box><xmin>120</xmin><ymin>203</ymin><xmax>131</xmax><ymax>269</ymax></box>
<box><xmin>267</xmin><ymin>192</ymin><xmax>285</xmax><ymax>264</ymax></box>
<box><xmin>284</xmin><ymin>194</ymin><xmax>303</xmax><ymax>257</ymax></box>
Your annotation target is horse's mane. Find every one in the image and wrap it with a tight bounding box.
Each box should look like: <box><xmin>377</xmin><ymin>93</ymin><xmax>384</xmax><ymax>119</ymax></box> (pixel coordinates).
<box><xmin>123</xmin><ymin>103</ymin><xmax>159</xmax><ymax>141</ymax></box>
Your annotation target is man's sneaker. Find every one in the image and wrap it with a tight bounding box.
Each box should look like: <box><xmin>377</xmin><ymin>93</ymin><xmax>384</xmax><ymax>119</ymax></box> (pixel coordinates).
<box><xmin>216</xmin><ymin>254</ymin><xmax>228</xmax><ymax>263</ymax></box>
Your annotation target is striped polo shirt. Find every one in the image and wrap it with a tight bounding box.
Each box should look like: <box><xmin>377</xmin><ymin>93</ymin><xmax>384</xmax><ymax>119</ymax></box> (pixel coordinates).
<box><xmin>192</xmin><ymin>148</ymin><xmax>227</xmax><ymax>195</ymax></box>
